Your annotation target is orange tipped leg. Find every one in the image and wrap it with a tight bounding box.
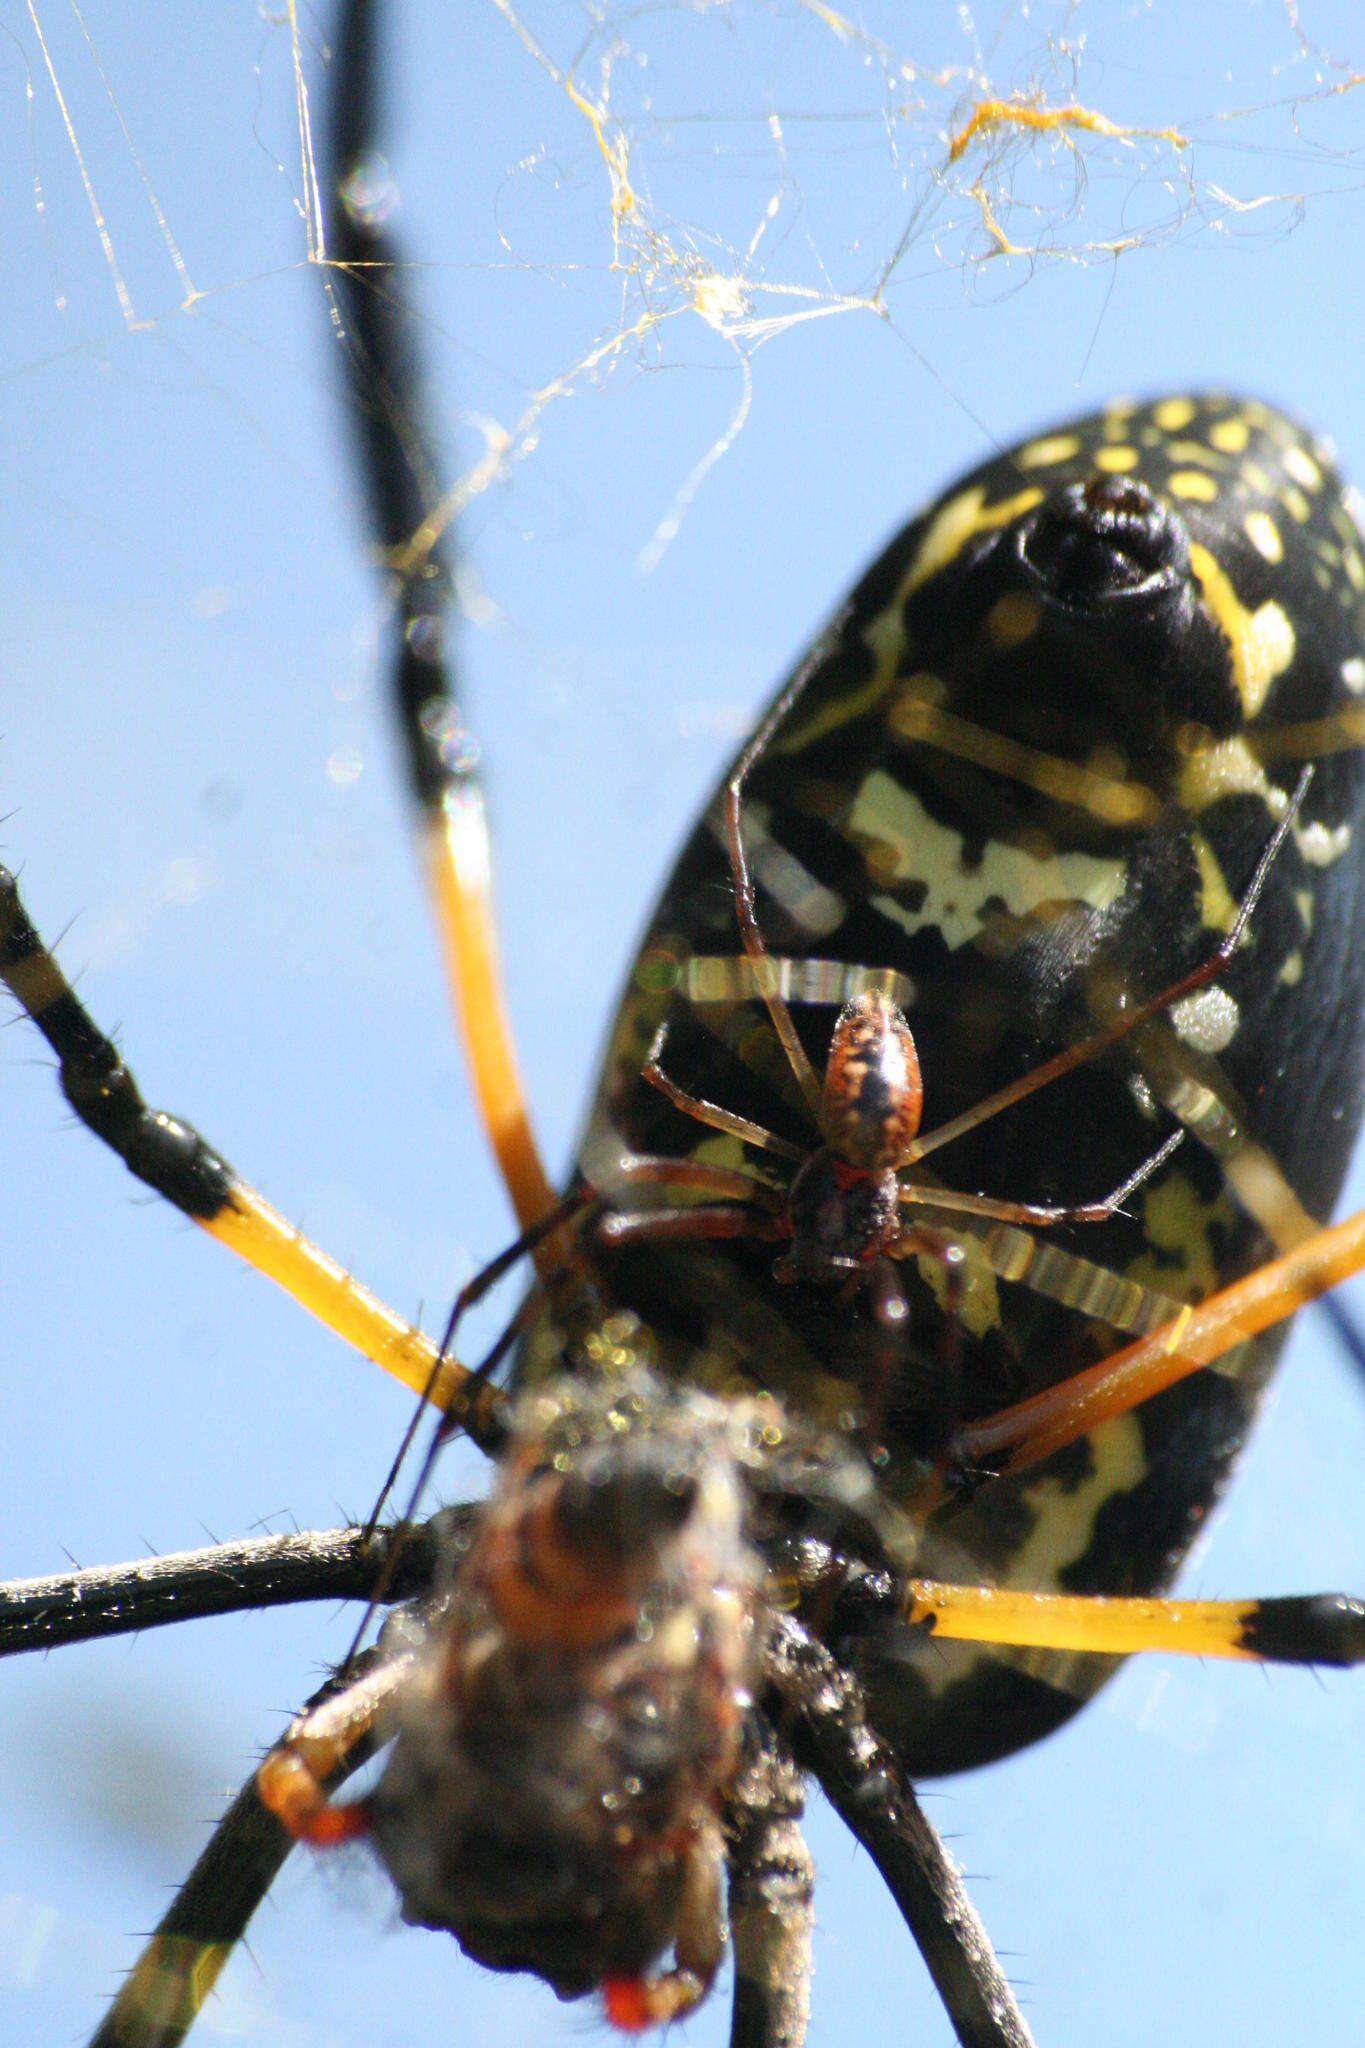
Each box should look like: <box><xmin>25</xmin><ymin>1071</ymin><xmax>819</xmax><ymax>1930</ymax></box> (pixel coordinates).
<box><xmin>257</xmin><ymin>1653</ymin><xmax>413</xmax><ymax>1846</ymax></box>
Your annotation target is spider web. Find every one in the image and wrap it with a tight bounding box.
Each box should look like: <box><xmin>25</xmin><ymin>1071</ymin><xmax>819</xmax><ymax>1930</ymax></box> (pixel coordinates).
<box><xmin>4</xmin><ymin>5</ymin><xmax>1365</xmax><ymax>2048</ymax></box>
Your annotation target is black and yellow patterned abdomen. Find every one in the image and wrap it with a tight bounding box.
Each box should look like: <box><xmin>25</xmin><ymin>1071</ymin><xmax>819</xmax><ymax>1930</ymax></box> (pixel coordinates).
<box><xmin>551</xmin><ymin>396</ymin><xmax>1365</xmax><ymax>1774</ymax></box>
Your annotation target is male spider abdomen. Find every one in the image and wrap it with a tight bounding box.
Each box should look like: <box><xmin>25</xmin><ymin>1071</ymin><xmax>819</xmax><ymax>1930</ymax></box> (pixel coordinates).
<box><xmin>556</xmin><ymin>395</ymin><xmax>1365</xmax><ymax>1775</ymax></box>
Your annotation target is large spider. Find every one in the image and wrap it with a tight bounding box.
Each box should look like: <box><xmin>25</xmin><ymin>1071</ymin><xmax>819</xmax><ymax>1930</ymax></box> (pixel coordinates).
<box><xmin>7</xmin><ymin>4</ymin><xmax>1365</xmax><ymax>2048</ymax></box>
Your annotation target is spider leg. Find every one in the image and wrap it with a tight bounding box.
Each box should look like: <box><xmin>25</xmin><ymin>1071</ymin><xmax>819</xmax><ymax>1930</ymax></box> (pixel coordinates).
<box><xmin>764</xmin><ymin>1611</ymin><xmax>1035</xmax><ymax>2048</ymax></box>
<box><xmin>325</xmin><ymin>0</ymin><xmax>562</xmax><ymax>1254</ymax></box>
<box><xmin>898</xmin><ymin>1124</ymin><xmax>1183</xmax><ymax>1227</ymax></box>
<box><xmin>606</xmin><ymin>1152</ymin><xmax>787</xmax><ymax>1208</ymax></box>
<box><xmin>909</xmin><ymin>766</ymin><xmax>1310</xmax><ymax>1164</ymax></box>
<box><xmin>897</xmin><ymin>1579</ymin><xmax>1365</xmax><ymax>1666</ymax></box>
<box><xmin>87</xmin><ymin>1650</ymin><xmax>395</xmax><ymax>2048</ymax></box>
<box><xmin>596</xmin><ymin>1153</ymin><xmax>788</xmax><ymax>1249</ymax></box>
<box><xmin>0</xmin><ymin>1518</ymin><xmax>458</xmax><ymax>1658</ymax></box>
<box><xmin>723</xmin><ymin>1720</ymin><xmax>813</xmax><ymax>2048</ymax></box>
<box><xmin>892</xmin><ymin>1187</ymin><xmax>1185</xmax><ymax>1338</ymax></box>
<box><xmin>722</xmin><ymin>632</ymin><xmax>851</xmax><ymax>1132</ymax></box>
<box><xmin>257</xmin><ymin>1648</ymin><xmax>412</xmax><ymax>1847</ymax></box>
<box><xmin>645</xmin><ymin>1020</ymin><xmax>806</xmax><ymax>1162</ymax></box>
<box><xmin>0</xmin><ymin>867</ymin><xmax>463</xmax><ymax>1409</ymax></box>
<box><xmin>952</xmin><ymin>1200</ymin><xmax>1365</xmax><ymax>1475</ymax></box>
<box><xmin>602</xmin><ymin>1818</ymin><xmax>729</xmax><ymax>2029</ymax></box>
<box><xmin>600</xmin><ymin>1204</ymin><xmax>786</xmax><ymax>1250</ymax></box>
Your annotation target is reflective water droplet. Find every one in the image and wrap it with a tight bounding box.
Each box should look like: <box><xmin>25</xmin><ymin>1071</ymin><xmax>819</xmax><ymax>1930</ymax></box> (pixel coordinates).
<box><xmin>339</xmin><ymin>151</ymin><xmax>399</xmax><ymax>230</ymax></box>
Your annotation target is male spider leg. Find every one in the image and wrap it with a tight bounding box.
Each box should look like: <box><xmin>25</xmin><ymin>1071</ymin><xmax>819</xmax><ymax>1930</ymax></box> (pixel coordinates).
<box><xmin>361</xmin><ymin>1183</ymin><xmax>595</xmax><ymax>1545</ymax></box>
<box><xmin>908</xmin><ymin>766</ymin><xmax>1311</xmax><ymax>1165</ymax></box>
<box><xmin>325</xmin><ymin>0</ymin><xmax>562</xmax><ymax>1254</ymax></box>
<box><xmin>645</xmin><ymin>1021</ymin><xmax>807</xmax><ymax>1161</ymax></box>
<box><xmin>600</xmin><ymin>1205</ymin><xmax>786</xmax><ymax>1250</ymax></box>
<box><xmin>898</xmin><ymin>1125</ymin><xmax>1184</xmax><ymax>1228</ymax></box>
<box><xmin>596</xmin><ymin>1152</ymin><xmax>788</xmax><ymax>1249</ymax></box>
<box><xmin>343</xmin><ymin>1196</ymin><xmax>595</xmax><ymax>1666</ymax></box>
<box><xmin>723</xmin><ymin>628</ymin><xmax>852</xmax><ymax>1131</ymax></box>
<box><xmin>950</xmin><ymin>1201</ymin><xmax>1365</xmax><ymax>1476</ymax></box>
<box><xmin>0</xmin><ymin>866</ymin><xmax>462</xmax><ymax>1408</ymax></box>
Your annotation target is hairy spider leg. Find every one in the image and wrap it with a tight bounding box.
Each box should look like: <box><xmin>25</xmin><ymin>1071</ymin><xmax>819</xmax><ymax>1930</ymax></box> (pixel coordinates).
<box><xmin>90</xmin><ymin>1651</ymin><xmax>396</xmax><ymax>2048</ymax></box>
<box><xmin>0</xmin><ymin>867</ymin><xmax>464</xmax><ymax>1411</ymax></box>
<box><xmin>257</xmin><ymin>1648</ymin><xmax>413</xmax><ymax>1847</ymax></box>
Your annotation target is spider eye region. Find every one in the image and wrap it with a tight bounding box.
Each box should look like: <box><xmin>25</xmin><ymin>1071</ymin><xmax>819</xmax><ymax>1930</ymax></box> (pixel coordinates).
<box><xmin>822</xmin><ymin>993</ymin><xmax>923</xmax><ymax>1170</ymax></box>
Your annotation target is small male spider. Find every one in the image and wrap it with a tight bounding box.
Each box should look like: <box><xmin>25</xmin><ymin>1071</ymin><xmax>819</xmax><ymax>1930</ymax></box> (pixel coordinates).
<box><xmin>596</xmin><ymin>651</ymin><xmax>1304</xmax><ymax>1448</ymax></box>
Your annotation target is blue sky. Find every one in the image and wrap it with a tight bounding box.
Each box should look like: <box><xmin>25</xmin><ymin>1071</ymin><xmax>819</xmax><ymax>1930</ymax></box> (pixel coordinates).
<box><xmin>3</xmin><ymin>5</ymin><xmax>1365</xmax><ymax>2045</ymax></box>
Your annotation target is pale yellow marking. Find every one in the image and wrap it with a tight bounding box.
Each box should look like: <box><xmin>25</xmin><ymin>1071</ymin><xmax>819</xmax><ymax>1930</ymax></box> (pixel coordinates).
<box><xmin>1190</xmin><ymin>831</ymin><xmax>1239</xmax><ymax>933</ymax></box>
<box><xmin>1188</xmin><ymin>541</ymin><xmax>1295</xmax><ymax>717</ymax></box>
<box><xmin>741</xmin><ymin>802</ymin><xmax>847</xmax><ymax>938</ymax></box>
<box><xmin>1280</xmin><ymin>950</ymin><xmax>1304</xmax><ymax>987</ymax></box>
<box><xmin>1343</xmin><ymin>656</ymin><xmax>1365</xmax><ymax>696</ymax></box>
<box><xmin>1294</xmin><ymin>887</ymin><xmax>1315</xmax><ymax>934</ymax></box>
<box><xmin>1280</xmin><ymin>484</ymin><xmax>1311</xmax><ymax>523</ymax></box>
<box><xmin>1093</xmin><ymin>443</ymin><xmax>1137</xmax><ymax>472</ymax></box>
<box><xmin>1018</xmin><ymin>432</ymin><xmax>1082</xmax><ymax>469</ymax></box>
<box><xmin>1168</xmin><ymin>469</ymin><xmax>1219</xmax><ymax>503</ymax></box>
<box><xmin>1244</xmin><ymin>510</ymin><xmax>1283</xmax><ymax>563</ymax></box>
<box><xmin>850</xmin><ymin>771</ymin><xmax>1126</xmax><ymax>952</ymax></box>
<box><xmin>1331</xmin><ymin>498</ymin><xmax>1362</xmax><ymax>541</ymax></box>
<box><xmin>904</xmin><ymin>485</ymin><xmax>1044</xmax><ymax>596</ymax></box>
<box><xmin>1242</xmin><ymin>461</ymin><xmax>1272</xmax><ymax>495</ymax></box>
<box><xmin>915</xmin><ymin>1233</ymin><xmax>1001</xmax><ymax>1340</ymax></box>
<box><xmin>1154</xmin><ymin>398</ymin><xmax>1197</xmax><ymax>430</ymax></box>
<box><xmin>1209</xmin><ymin>418</ymin><xmax>1250</xmax><ymax>454</ymax></box>
<box><xmin>985</xmin><ymin>592</ymin><xmax>1043</xmax><ymax>647</ymax></box>
<box><xmin>1176</xmin><ymin>736</ymin><xmax>1281</xmax><ymax>815</ymax></box>
<box><xmin>1346</xmin><ymin>549</ymin><xmax>1365</xmax><ymax>592</ymax></box>
<box><xmin>1295</xmin><ymin>817</ymin><xmax>1352</xmax><ymax>867</ymax></box>
<box><xmin>1283</xmin><ymin>444</ymin><xmax>1324</xmax><ymax>492</ymax></box>
<box><xmin>1008</xmin><ymin>1413</ymin><xmax>1148</xmax><ymax>1592</ymax></box>
<box><xmin>1134</xmin><ymin>1174</ymin><xmax>1225</xmax><ymax>1302</ymax></box>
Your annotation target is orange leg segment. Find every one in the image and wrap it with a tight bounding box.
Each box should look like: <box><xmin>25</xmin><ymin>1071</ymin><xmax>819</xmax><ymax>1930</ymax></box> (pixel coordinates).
<box><xmin>954</xmin><ymin>1203</ymin><xmax>1365</xmax><ymax>1474</ymax></box>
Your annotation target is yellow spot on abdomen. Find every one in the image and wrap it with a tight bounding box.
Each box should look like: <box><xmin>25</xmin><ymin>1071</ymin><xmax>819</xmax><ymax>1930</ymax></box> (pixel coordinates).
<box><xmin>985</xmin><ymin>592</ymin><xmax>1043</xmax><ymax>648</ymax></box>
<box><xmin>1168</xmin><ymin>469</ymin><xmax>1219</xmax><ymax>504</ymax></box>
<box><xmin>1284</xmin><ymin>444</ymin><xmax>1323</xmax><ymax>491</ymax></box>
<box><xmin>1094</xmin><ymin>444</ymin><xmax>1137</xmax><ymax>472</ymax></box>
<box><xmin>1209</xmin><ymin>418</ymin><xmax>1250</xmax><ymax>454</ymax></box>
<box><xmin>1019</xmin><ymin>433</ymin><xmax>1081</xmax><ymax>469</ymax></box>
